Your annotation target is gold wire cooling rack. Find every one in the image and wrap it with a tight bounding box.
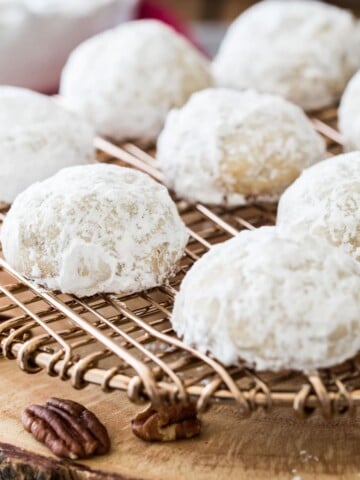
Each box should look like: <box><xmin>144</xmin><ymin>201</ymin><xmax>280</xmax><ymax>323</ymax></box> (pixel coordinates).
<box><xmin>0</xmin><ymin>106</ymin><xmax>358</xmax><ymax>420</ymax></box>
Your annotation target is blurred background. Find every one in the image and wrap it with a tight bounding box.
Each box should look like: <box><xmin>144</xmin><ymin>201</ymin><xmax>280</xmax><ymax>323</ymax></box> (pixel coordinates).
<box><xmin>164</xmin><ymin>0</ymin><xmax>359</xmax><ymax>20</ymax></box>
<box><xmin>165</xmin><ymin>0</ymin><xmax>360</xmax><ymax>55</ymax></box>
<box><xmin>1</xmin><ymin>0</ymin><xmax>359</xmax><ymax>92</ymax></box>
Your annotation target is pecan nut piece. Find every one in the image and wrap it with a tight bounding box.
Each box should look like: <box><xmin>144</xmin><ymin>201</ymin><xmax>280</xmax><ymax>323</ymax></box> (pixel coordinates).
<box><xmin>21</xmin><ymin>397</ymin><xmax>110</xmax><ymax>459</ymax></box>
<box><xmin>131</xmin><ymin>403</ymin><xmax>201</xmax><ymax>442</ymax></box>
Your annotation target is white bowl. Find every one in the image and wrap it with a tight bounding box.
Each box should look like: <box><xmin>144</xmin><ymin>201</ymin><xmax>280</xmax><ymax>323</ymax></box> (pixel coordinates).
<box><xmin>0</xmin><ymin>0</ymin><xmax>139</xmax><ymax>91</ymax></box>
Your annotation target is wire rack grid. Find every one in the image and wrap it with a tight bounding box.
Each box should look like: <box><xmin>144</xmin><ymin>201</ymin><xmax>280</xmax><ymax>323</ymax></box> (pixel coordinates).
<box><xmin>0</xmin><ymin>106</ymin><xmax>358</xmax><ymax>419</ymax></box>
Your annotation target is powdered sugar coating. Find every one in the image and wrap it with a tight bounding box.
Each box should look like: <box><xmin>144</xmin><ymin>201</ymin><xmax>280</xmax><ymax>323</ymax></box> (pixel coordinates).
<box><xmin>0</xmin><ymin>86</ymin><xmax>94</xmax><ymax>203</ymax></box>
<box><xmin>1</xmin><ymin>164</ymin><xmax>189</xmax><ymax>297</ymax></box>
<box><xmin>213</xmin><ymin>0</ymin><xmax>360</xmax><ymax>110</ymax></box>
<box><xmin>172</xmin><ymin>227</ymin><xmax>360</xmax><ymax>372</ymax></box>
<box><xmin>277</xmin><ymin>153</ymin><xmax>360</xmax><ymax>262</ymax></box>
<box><xmin>339</xmin><ymin>71</ymin><xmax>360</xmax><ymax>150</ymax></box>
<box><xmin>157</xmin><ymin>88</ymin><xmax>325</xmax><ymax>206</ymax></box>
<box><xmin>60</xmin><ymin>20</ymin><xmax>212</xmax><ymax>144</ymax></box>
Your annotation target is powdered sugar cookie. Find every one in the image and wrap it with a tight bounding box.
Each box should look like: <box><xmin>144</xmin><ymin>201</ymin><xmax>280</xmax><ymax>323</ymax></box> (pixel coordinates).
<box><xmin>277</xmin><ymin>152</ymin><xmax>360</xmax><ymax>262</ymax></box>
<box><xmin>0</xmin><ymin>86</ymin><xmax>94</xmax><ymax>203</ymax></box>
<box><xmin>158</xmin><ymin>89</ymin><xmax>325</xmax><ymax>205</ymax></box>
<box><xmin>1</xmin><ymin>164</ymin><xmax>188</xmax><ymax>297</ymax></box>
<box><xmin>60</xmin><ymin>20</ymin><xmax>212</xmax><ymax>144</ymax></box>
<box><xmin>172</xmin><ymin>227</ymin><xmax>360</xmax><ymax>372</ymax></box>
<box><xmin>339</xmin><ymin>70</ymin><xmax>360</xmax><ymax>151</ymax></box>
<box><xmin>213</xmin><ymin>1</ymin><xmax>360</xmax><ymax>110</ymax></box>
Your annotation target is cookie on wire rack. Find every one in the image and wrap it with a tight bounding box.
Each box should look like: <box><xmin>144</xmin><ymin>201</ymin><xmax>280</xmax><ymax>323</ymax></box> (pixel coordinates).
<box><xmin>171</xmin><ymin>227</ymin><xmax>360</xmax><ymax>372</ymax></box>
<box><xmin>1</xmin><ymin>164</ymin><xmax>188</xmax><ymax>297</ymax></box>
<box><xmin>60</xmin><ymin>19</ymin><xmax>212</xmax><ymax>145</ymax></box>
<box><xmin>213</xmin><ymin>0</ymin><xmax>360</xmax><ymax>110</ymax></box>
<box><xmin>0</xmin><ymin>86</ymin><xmax>94</xmax><ymax>204</ymax></box>
<box><xmin>339</xmin><ymin>70</ymin><xmax>360</xmax><ymax>151</ymax></box>
<box><xmin>277</xmin><ymin>152</ymin><xmax>360</xmax><ymax>262</ymax></box>
<box><xmin>157</xmin><ymin>88</ymin><xmax>325</xmax><ymax>206</ymax></box>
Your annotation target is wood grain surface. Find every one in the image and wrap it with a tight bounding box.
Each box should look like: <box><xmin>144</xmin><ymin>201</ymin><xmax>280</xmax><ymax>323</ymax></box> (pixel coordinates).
<box><xmin>1</xmin><ymin>359</ymin><xmax>360</xmax><ymax>479</ymax></box>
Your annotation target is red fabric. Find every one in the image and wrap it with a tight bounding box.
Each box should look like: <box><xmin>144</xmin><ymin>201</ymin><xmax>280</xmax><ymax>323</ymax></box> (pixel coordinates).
<box><xmin>136</xmin><ymin>1</ymin><xmax>207</xmax><ymax>55</ymax></box>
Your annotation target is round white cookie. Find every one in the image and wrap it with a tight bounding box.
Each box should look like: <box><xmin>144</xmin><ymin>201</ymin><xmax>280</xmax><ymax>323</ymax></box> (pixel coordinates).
<box><xmin>172</xmin><ymin>227</ymin><xmax>360</xmax><ymax>372</ymax></box>
<box><xmin>277</xmin><ymin>153</ymin><xmax>360</xmax><ymax>262</ymax></box>
<box><xmin>339</xmin><ymin>70</ymin><xmax>360</xmax><ymax>150</ymax></box>
<box><xmin>0</xmin><ymin>86</ymin><xmax>94</xmax><ymax>204</ymax></box>
<box><xmin>60</xmin><ymin>19</ymin><xmax>212</xmax><ymax>144</ymax></box>
<box><xmin>1</xmin><ymin>164</ymin><xmax>189</xmax><ymax>297</ymax></box>
<box><xmin>157</xmin><ymin>88</ymin><xmax>325</xmax><ymax>205</ymax></box>
<box><xmin>213</xmin><ymin>0</ymin><xmax>360</xmax><ymax>110</ymax></box>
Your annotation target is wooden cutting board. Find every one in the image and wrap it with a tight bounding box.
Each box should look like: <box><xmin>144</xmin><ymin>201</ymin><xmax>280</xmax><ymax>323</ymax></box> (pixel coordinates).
<box><xmin>1</xmin><ymin>359</ymin><xmax>360</xmax><ymax>479</ymax></box>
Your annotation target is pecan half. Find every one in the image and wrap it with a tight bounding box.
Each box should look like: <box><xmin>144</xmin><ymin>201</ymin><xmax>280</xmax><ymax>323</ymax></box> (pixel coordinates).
<box><xmin>131</xmin><ymin>403</ymin><xmax>201</xmax><ymax>442</ymax></box>
<box><xmin>21</xmin><ymin>397</ymin><xmax>110</xmax><ymax>459</ymax></box>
